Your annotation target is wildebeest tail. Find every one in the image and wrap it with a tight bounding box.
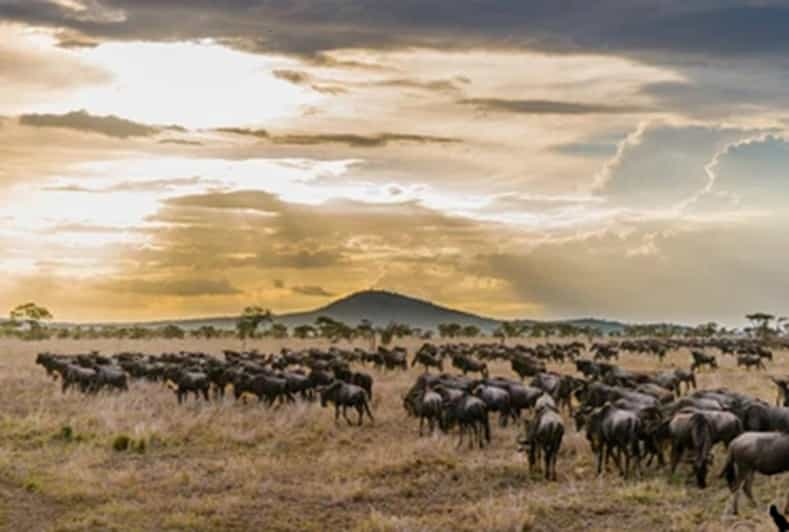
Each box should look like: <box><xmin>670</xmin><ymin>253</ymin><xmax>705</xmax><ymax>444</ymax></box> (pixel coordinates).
<box><xmin>690</xmin><ymin>414</ymin><xmax>712</xmax><ymax>488</ymax></box>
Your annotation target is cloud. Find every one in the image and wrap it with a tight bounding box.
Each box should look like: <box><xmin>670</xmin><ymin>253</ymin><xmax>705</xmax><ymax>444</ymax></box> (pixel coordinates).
<box><xmin>594</xmin><ymin>122</ymin><xmax>764</xmax><ymax>210</ymax></box>
<box><xmin>272</xmin><ymin>69</ymin><xmax>347</xmax><ymax>94</ymax></box>
<box><xmin>549</xmin><ymin>142</ymin><xmax>619</xmax><ymax>158</ymax></box>
<box><xmin>270</xmin><ymin>132</ymin><xmax>459</xmax><ymax>148</ymax></box>
<box><xmin>215</xmin><ymin>126</ymin><xmax>459</xmax><ymax>147</ymax></box>
<box><xmin>291</xmin><ymin>285</ymin><xmax>335</xmax><ymax>297</ymax></box>
<box><xmin>458</xmin><ymin>98</ymin><xmax>647</xmax><ymax>115</ymax></box>
<box><xmin>157</xmin><ymin>139</ymin><xmax>203</xmax><ymax>146</ymax></box>
<box><xmin>3</xmin><ymin>2</ymin><xmax>788</xmax><ymax>64</ymax></box>
<box><xmin>103</xmin><ymin>278</ymin><xmax>242</xmax><ymax>297</ymax></box>
<box><xmin>216</xmin><ymin>127</ymin><xmax>269</xmax><ymax>139</ymax></box>
<box><xmin>19</xmin><ymin>110</ymin><xmax>159</xmax><ymax>138</ymax></box>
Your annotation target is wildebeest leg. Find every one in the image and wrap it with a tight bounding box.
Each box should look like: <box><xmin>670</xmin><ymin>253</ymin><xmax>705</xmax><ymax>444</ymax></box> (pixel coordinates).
<box><xmin>363</xmin><ymin>400</ymin><xmax>374</xmax><ymax>424</ymax></box>
<box><xmin>623</xmin><ymin>449</ymin><xmax>631</xmax><ymax>480</ymax></box>
<box><xmin>202</xmin><ymin>387</ymin><xmax>210</xmax><ymax>401</ymax></box>
<box><xmin>419</xmin><ymin>416</ymin><xmax>424</xmax><ymax>436</ymax></box>
<box><xmin>334</xmin><ymin>404</ymin><xmax>341</xmax><ymax>423</ymax></box>
<box><xmin>612</xmin><ymin>446</ymin><xmax>624</xmax><ymax>476</ymax></box>
<box><xmin>743</xmin><ymin>470</ymin><xmax>757</xmax><ymax>507</ymax></box>
<box><xmin>356</xmin><ymin>404</ymin><xmax>364</xmax><ymax>426</ymax></box>
<box><xmin>596</xmin><ymin>445</ymin><xmax>605</xmax><ymax>476</ymax></box>
<box><xmin>343</xmin><ymin>405</ymin><xmax>354</xmax><ymax>426</ymax></box>
<box><xmin>729</xmin><ymin>470</ymin><xmax>746</xmax><ymax>515</ymax></box>
<box><xmin>670</xmin><ymin>444</ymin><xmax>684</xmax><ymax>477</ymax></box>
<box><xmin>457</xmin><ymin>425</ymin><xmax>465</xmax><ymax>449</ymax></box>
<box><xmin>544</xmin><ymin>445</ymin><xmax>551</xmax><ymax>480</ymax></box>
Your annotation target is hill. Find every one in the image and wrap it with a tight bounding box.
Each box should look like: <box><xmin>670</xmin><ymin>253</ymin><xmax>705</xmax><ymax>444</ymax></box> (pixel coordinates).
<box><xmin>78</xmin><ymin>290</ymin><xmax>629</xmax><ymax>334</ymax></box>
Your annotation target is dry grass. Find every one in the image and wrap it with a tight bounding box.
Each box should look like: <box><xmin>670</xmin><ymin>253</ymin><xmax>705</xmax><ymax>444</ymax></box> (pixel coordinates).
<box><xmin>0</xmin><ymin>337</ymin><xmax>788</xmax><ymax>531</ymax></box>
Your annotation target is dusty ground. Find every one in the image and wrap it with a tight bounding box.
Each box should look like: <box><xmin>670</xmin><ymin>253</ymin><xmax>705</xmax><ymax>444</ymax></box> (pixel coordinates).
<box><xmin>0</xmin><ymin>337</ymin><xmax>787</xmax><ymax>531</ymax></box>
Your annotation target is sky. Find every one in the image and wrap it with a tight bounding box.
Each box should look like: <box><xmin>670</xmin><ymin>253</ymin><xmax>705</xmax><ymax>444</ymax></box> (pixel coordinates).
<box><xmin>1</xmin><ymin>1</ymin><xmax>788</xmax><ymax>326</ymax></box>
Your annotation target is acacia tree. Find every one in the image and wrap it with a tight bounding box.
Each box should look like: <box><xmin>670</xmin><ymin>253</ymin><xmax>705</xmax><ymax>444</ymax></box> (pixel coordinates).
<box><xmin>438</xmin><ymin>323</ymin><xmax>462</xmax><ymax>339</ymax></box>
<box><xmin>237</xmin><ymin>306</ymin><xmax>273</xmax><ymax>346</ymax></box>
<box><xmin>461</xmin><ymin>325</ymin><xmax>481</xmax><ymax>338</ymax></box>
<box><xmin>379</xmin><ymin>322</ymin><xmax>412</xmax><ymax>345</ymax></box>
<box><xmin>355</xmin><ymin>319</ymin><xmax>377</xmax><ymax>349</ymax></box>
<box><xmin>293</xmin><ymin>324</ymin><xmax>317</xmax><ymax>339</ymax></box>
<box><xmin>9</xmin><ymin>303</ymin><xmax>53</xmax><ymax>339</ymax></box>
<box><xmin>269</xmin><ymin>323</ymin><xmax>289</xmax><ymax>339</ymax></box>
<box><xmin>493</xmin><ymin>321</ymin><xmax>527</xmax><ymax>345</ymax></box>
<box><xmin>315</xmin><ymin>316</ymin><xmax>353</xmax><ymax>343</ymax></box>
<box><xmin>746</xmin><ymin>313</ymin><xmax>775</xmax><ymax>339</ymax></box>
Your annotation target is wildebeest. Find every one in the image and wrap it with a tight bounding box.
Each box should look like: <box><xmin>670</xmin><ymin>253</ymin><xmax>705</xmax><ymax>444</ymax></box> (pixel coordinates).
<box><xmin>438</xmin><ymin>390</ymin><xmax>490</xmax><ymax>449</ymax></box>
<box><xmin>412</xmin><ymin>344</ymin><xmax>443</xmax><ymax>372</ymax></box>
<box><xmin>691</xmin><ymin>351</ymin><xmax>718</xmax><ymax>372</ymax></box>
<box><xmin>519</xmin><ymin>404</ymin><xmax>564</xmax><ymax>480</ymax></box>
<box><xmin>320</xmin><ymin>381</ymin><xmax>374</xmax><ymax>426</ymax></box>
<box><xmin>168</xmin><ymin>369</ymin><xmax>210</xmax><ymax>404</ymax></box>
<box><xmin>722</xmin><ymin>431</ymin><xmax>789</xmax><ymax>515</ymax></box>
<box><xmin>584</xmin><ymin>403</ymin><xmax>642</xmax><ymax>479</ymax></box>
<box><xmin>737</xmin><ymin>354</ymin><xmax>766</xmax><ymax>371</ymax></box>
<box><xmin>665</xmin><ymin>410</ymin><xmax>742</xmax><ymax>488</ymax></box>
<box><xmin>403</xmin><ymin>385</ymin><xmax>444</xmax><ymax>435</ymax></box>
<box><xmin>472</xmin><ymin>384</ymin><xmax>512</xmax><ymax>427</ymax></box>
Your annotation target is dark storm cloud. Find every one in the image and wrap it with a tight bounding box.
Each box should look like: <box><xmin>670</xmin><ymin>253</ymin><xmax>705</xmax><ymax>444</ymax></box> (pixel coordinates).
<box><xmin>2</xmin><ymin>2</ymin><xmax>787</xmax><ymax>62</ymax></box>
<box><xmin>19</xmin><ymin>110</ymin><xmax>159</xmax><ymax>138</ymax></box>
<box><xmin>459</xmin><ymin>99</ymin><xmax>648</xmax><ymax>115</ymax></box>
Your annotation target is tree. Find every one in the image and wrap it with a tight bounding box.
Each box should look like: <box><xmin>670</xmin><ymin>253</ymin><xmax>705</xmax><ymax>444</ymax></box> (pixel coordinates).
<box><xmin>438</xmin><ymin>323</ymin><xmax>462</xmax><ymax>339</ymax></box>
<box><xmin>293</xmin><ymin>324</ymin><xmax>317</xmax><ymax>339</ymax></box>
<box><xmin>160</xmin><ymin>324</ymin><xmax>185</xmax><ymax>339</ymax></box>
<box><xmin>379</xmin><ymin>322</ymin><xmax>412</xmax><ymax>345</ymax></box>
<box><xmin>493</xmin><ymin>321</ymin><xmax>527</xmax><ymax>344</ymax></box>
<box><xmin>746</xmin><ymin>313</ymin><xmax>775</xmax><ymax>339</ymax></box>
<box><xmin>315</xmin><ymin>316</ymin><xmax>353</xmax><ymax>343</ymax></box>
<box><xmin>237</xmin><ymin>306</ymin><xmax>273</xmax><ymax>344</ymax></box>
<box><xmin>461</xmin><ymin>325</ymin><xmax>481</xmax><ymax>338</ymax></box>
<box><xmin>9</xmin><ymin>302</ymin><xmax>53</xmax><ymax>340</ymax></box>
<box><xmin>269</xmin><ymin>323</ymin><xmax>289</xmax><ymax>339</ymax></box>
<box><xmin>355</xmin><ymin>319</ymin><xmax>377</xmax><ymax>349</ymax></box>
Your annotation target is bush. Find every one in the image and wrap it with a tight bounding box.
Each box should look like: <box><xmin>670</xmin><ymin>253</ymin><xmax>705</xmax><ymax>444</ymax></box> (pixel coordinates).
<box><xmin>112</xmin><ymin>434</ymin><xmax>131</xmax><ymax>452</ymax></box>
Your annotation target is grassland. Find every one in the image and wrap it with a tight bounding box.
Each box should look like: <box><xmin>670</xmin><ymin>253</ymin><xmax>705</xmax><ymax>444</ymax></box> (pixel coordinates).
<box><xmin>0</xmin><ymin>337</ymin><xmax>786</xmax><ymax>531</ymax></box>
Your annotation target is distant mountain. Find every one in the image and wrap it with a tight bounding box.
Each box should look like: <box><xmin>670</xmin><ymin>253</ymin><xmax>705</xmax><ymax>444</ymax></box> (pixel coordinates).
<box><xmin>276</xmin><ymin>290</ymin><xmax>500</xmax><ymax>331</ymax></box>
<box><xmin>78</xmin><ymin>289</ymin><xmax>629</xmax><ymax>334</ymax></box>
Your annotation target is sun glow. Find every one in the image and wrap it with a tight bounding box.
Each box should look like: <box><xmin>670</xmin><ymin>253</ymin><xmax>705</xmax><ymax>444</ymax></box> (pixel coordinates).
<box><xmin>23</xmin><ymin>39</ymin><xmax>320</xmax><ymax>129</ymax></box>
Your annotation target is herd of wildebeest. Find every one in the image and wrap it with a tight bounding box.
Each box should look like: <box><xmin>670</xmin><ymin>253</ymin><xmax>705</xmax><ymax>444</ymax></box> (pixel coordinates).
<box><xmin>32</xmin><ymin>337</ymin><xmax>789</xmax><ymax>516</ymax></box>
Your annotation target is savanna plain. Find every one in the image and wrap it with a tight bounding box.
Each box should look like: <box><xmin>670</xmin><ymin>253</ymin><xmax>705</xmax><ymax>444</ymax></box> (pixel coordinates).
<box><xmin>0</xmin><ymin>337</ymin><xmax>785</xmax><ymax>532</ymax></box>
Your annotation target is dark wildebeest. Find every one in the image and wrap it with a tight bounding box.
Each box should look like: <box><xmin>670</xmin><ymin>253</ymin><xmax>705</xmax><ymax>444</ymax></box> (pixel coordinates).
<box><xmin>439</xmin><ymin>391</ymin><xmax>491</xmax><ymax>449</ymax></box>
<box><xmin>691</xmin><ymin>351</ymin><xmax>718</xmax><ymax>372</ymax></box>
<box><xmin>320</xmin><ymin>381</ymin><xmax>374</xmax><ymax>426</ymax></box>
<box><xmin>666</xmin><ymin>410</ymin><xmax>742</xmax><ymax>488</ymax></box>
<box><xmin>737</xmin><ymin>354</ymin><xmax>766</xmax><ymax>371</ymax></box>
<box><xmin>93</xmin><ymin>366</ymin><xmax>128</xmax><ymax>392</ymax></box>
<box><xmin>412</xmin><ymin>345</ymin><xmax>443</xmax><ymax>372</ymax></box>
<box><xmin>404</xmin><ymin>386</ymin><xmax>444</xmax><ymax>436</ymax></box>
<box><xmin>169</xmin><ymin>370</ymin><xmax>210</xmax><ymax>404</ymax></box>
<box><xmin>722</xmin><ymin>432</ymin><xmax>789</xmax><ymax>515</ymax></box>
<box><xmin>518</xmin><ymin>404</ymin><xmax>565</xmax><ymax>480</ymax></box>
<box><xmin>742</xmin><ymin>403</ymin><xmax>789</xmax><ymax>432</ymax></box>
<box><xmin>585</xmin><ymin>403</ymin><xmax>642</xmax><ymax>479</ymax></box>
<box><xmin>472</xmin><ymin>384</ymin><xmax>512</xmax><ymax>427</ymax></box>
